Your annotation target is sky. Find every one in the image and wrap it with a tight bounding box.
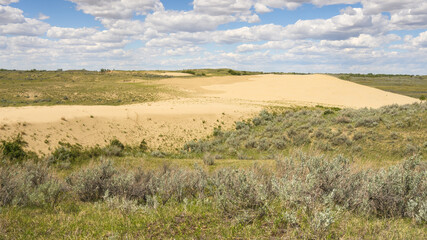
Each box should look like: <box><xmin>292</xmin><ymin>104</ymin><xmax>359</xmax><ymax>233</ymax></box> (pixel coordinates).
<box><xmin>1</xmin><ymin>0</ymin><xmax>427</xmax><ymax>74</ymax></box>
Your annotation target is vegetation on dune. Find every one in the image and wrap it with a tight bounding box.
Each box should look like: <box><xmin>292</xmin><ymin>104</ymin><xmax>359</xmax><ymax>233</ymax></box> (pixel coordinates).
<box><xmin>1</xmin><ymin>103</ymin><xmax>426</xmax><ymax>238</ymax></box>
<box><xmin>181</xmin><ymin>68</ymin><xmax>264</xmax><ymax>76</ymax></box>
<box><xmin>183</xmin><ymin>103</ymin><xmax>427</xmax><ymax>163</ymax></box>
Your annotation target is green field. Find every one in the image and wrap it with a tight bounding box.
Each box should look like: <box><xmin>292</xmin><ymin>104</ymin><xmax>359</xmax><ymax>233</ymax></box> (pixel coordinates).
<box><xmin>1</xmin><ymin>103</ymin><xmax>426</xmax><ymax>239</ymax></box>
<box><xmin>0</xmin><ymin>70</ymin><xmax>177</xmax><ymax>107</ymax></box>
<box><xmin>333</xmin><ymin>73</ymin><xmax>427</xmax><ymax>99</ymax></box>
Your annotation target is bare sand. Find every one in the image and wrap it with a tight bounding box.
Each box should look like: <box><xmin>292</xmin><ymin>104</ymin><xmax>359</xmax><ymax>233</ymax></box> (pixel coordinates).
<box><xmin>0</xmin><ymin>74</ymin><xmax>419</xmax><ymax>153</ymax></box>
<box><xmin>201</xmin><ymin>74</ymin><xmax>418</xmax><ymax>108</ymax></box>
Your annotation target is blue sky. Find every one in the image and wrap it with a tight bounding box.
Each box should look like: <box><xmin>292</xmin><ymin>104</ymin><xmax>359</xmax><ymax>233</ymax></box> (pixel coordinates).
<box><xmin>1</xmin><ymin>0</ymin><xmax>427</xmax><ymax>74</ymax></box>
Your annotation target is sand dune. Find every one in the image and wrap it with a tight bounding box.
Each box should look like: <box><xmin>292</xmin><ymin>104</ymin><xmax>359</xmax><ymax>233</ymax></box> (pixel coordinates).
<box><xmin>200</xmin><ymin>74</ymin><xmax>418</xmax><ymax>108</ymax></box>
<box><xmin>0</xmin><ymin>98</ymin><xmax>261</xmax><ymax>154</ymax></box>
<box><xmin>0</xmin><ymin>74</ymin><xmax>419</xmax><ymax>153</ymax></box>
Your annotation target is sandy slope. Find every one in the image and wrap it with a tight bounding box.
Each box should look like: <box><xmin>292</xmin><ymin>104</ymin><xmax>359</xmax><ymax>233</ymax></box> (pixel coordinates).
<box><xmin>162</xmin><ymin>74</ymin><xmax>418</xmax><ymax>108</ymax></box>
<box><xmin>0</xmin><ymin>74</ymin><xmax>419</xmax><ymax>154</ymax></box>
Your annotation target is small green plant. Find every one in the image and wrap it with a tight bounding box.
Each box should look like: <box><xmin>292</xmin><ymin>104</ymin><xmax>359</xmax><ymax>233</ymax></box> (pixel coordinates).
<box><xmin>1</xmin><ymin>134</ymin><xmax>28</xmax><ymax>162</ymax></box>
<box><xmin>139</xmin><ymin>139</ymin><xmax>148</xmax><ymax>152</ymax></box>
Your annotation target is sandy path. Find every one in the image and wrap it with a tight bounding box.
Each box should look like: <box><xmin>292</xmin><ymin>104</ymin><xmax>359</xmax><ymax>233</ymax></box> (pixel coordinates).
<box><xmin>0</xmin><ymin>74</ymin><xmax>419</xmax><ymax>154</ymax></box>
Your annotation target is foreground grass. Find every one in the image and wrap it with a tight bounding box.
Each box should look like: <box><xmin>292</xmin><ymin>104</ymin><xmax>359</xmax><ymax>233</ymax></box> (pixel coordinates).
<box><xmin>333</xmin><ymin>73</ymin><xmax>427</xmax><ymax>99</ymax></box>
<box><xmin>0</xmin><ymin>156</ymin><xmax>426</xmax><ymax>239</ymax></box>
<box><xmin>1</xmin><ymin>200</ymin><xmax>425</xmax><ymax>239</ymax></box>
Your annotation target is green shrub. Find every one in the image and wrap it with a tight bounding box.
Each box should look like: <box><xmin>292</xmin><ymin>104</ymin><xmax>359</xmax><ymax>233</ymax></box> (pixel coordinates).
<box><xmin>1</xmin><ymin>134</ymin><xmax>28</xmax><ymax>162</ymax></box>
<box><xmin>49</xmin><ymin>142</ymin><xmax>84</xmax><ymax>164</ymax></box>
<box><xmin>108</xmin><ymin>139</ymin><xmax>124</xmax><ymax>151</ymax></box>
<box><xmin>139</xmin><ymin>139</ymin><xmax>148</xmax><ymax>152</ymax></box>
<box><xmin>102</xmin><ymin>139</ymin><xmax>125</xmax><ymax>157</ymax></box>
<box><xmin>228</xmin><ymin>69</ymin><xmax>242</xmax><ymax>75</ymax></box>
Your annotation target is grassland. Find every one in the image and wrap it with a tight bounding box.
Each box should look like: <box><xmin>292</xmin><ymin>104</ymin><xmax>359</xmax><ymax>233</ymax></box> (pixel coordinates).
<box><xmin>1</xmin><ymin>103</ymin><xmax>426</xmax><ymax>239</ymax></box>
<box><xmin>333</xmin><ymin>73</ymin><xmax>427</xmax><ymax>99</ymax></box>
<box><xmin>0</xmin><ymin>70</ymin><xmax>177</xmax><ymax>107</ymax></box>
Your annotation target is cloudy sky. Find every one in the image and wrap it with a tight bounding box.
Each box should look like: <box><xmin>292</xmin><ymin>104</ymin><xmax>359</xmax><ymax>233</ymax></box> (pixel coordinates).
<box><xmin>1</xmin><ymin>0</ymin><xmax>427</xmax><ymax>73</ymax></box>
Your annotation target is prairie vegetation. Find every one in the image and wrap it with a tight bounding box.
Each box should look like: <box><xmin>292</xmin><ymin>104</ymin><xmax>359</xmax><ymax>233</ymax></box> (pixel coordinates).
<box><xmin>183</xmin><ymin>103</ymin><xmax>427</xmax><ymax>164</ymax></box>
<box><xmin>0</xmin><ymin>70</ymin><xmax>174</xmax><ymax>107</ymax></box>
<box><xmin>1</xmin><ymin>103</ymin><xmax>426</xmax><ymax>239</ymax></box>
<box><xmin>333</xmin><ymin>73</ymin><xmax>427</xmax><ymax>100</ymax></box>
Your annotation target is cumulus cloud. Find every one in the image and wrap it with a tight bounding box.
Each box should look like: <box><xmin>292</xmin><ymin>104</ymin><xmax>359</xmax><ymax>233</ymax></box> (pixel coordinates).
<box><xmin>0</xmin><ymin>5</ymin><xmax>24</xmax><ymax>24</ymax></box>
<box><xmin>145</xmin><ymin>10</ymin><xmax>235</xmax><ymax>33</ymax></box>
<box><xmin>47</xmin><ymin>26</ymin><xmax>98</xmax><ymax>39</ymax></box>
<box><xmin>237</xmin><ymin>40</ymin><xmax>296</xmax><ymax>52</ymax></box>
<box><xmin>0</xmin><ymin>5</ymin><xmax>49</xmax><ymax>36</ymax></box>
<box><xmin>254</xmin><ymin>0</ymin><xmax>360</xmax><ymax>12</ymax></box>
<box><xmin>38</xmin><ymin>13</ymin><xmax>50</xmax><ymax>20</ymax></box>
<box><xmin>0</xmin><ymin>17</ymin><xmax>49</xmax><ymax>36</ymax></box>
<box><xmin>394</xmin><ymin>31</ymin><xmax>427</xmax><ymax>50</ymax></box>
<box><xmin>68</xmin><ymin>0</ymin><xmax>164</xmax><ymax>19</ymax></box>
<box><xmin>193</xmin><ymin>0</ymin><xmax>253</xmax><ymax>16</ymax></box>
<box><xmin>319</xmin><ymin>34</ymin><xmax>401</xmax><ymax>48</ymax></box>
<box><xmin>361</xmin><ymin>0</ymin><xmax>427</xmax><ymax>29</ymax></box>
<box><xmin>145</xmin><ymin>24</ymin><xmax>286</xmax><ymax>48</ymax></box>
<box><xmin>0</xmin><ymin>0</ymin><xmax>427</xmax><ymax>74</ymax></box>
<box><xmin>0</xmin><ymin>0</ymin><xmax>19</xmax><ymax>5</ymax></box>
<box><xmin>411</xmin><ymin>31</ymin><xmax>427</xmax><ymax>48</ymax></box>
<box><xmin>283</xmin><ymin>8</ymin><xmax>388</xmax><ymax>40</ymax></box>
<box><xmin>6</xmin><ymin>36</ymin><xmax>52</xmax><ymax>49</ymax></box>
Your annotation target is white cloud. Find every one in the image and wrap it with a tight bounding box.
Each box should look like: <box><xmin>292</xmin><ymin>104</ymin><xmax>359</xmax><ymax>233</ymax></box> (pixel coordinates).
<box><xmin>0</xmin><ymin>17</ymin><xmax>49</xmax><ymax>36</ymax></box>
<box><xmin>394</xmin><ymin>31</ymin><xmax>427</xmax><ymax>50</ymax></box>
<box><xmin>254</xmin><ymin>3</ymin><xmax>272</xmax><ymax>13</ymax></box>
<box><xmin>47</xmin><ymin>26</ymin><xmax>98</xmax><ymax>39</ymax></box>
<box><xmin>145</xmin><ymin>10</ymin><xmax>235</xmax><ymax>33</ymax></box>
<box><xmin>237</xmin><ymin>40</ymin><xmax>296</xmax><ymax>52</ymax></box>
<box><xmin>0</xmin><ymin>0</ymin><xmax>19</xmax><ymax>5</ymax></box>
<box><xmin>0</xmin><ymin>5</ymin><xmax>49</xmax><ymax>36</ymax></box>
<box><xmin>193</xmin><ymin>0</ymin><xmax>253</xmax><ymax>16</ymax></box>
<box><xmin>38</xmin><ymin>13</ymin><xmax>50</xmax><ymax>20</ymax></box>
<box><xmin>0</xmin><ymin>0</ymin><xmax>427</xmax><ymax>74</ymax></box>
<box><xmin>165</xmin><ymin>46</ymin><xmax>202</xmax><ymax>56</ymax></box>
<box><xmin>412</xmin><ymin>31</ymin><xmax>427</xmax><ymax>48</ymax></box>
<box><xmin>0</xmin><ymin>5</ymin><xmax>24</xmax><ymax>24</ymax></box>
<box><xmin>145</xmin><ymin>24</ymin><xmax>287</xmax><ymax>48</ymax></box>
<box><xmin>283</xmin><ymin>8</ymin><xmax>388</xmax><ymax>40</ymax></box>
<box><xmin>68</xmin><ymin>0</ymin><xmax>164</xmax><ymax>19</ymax></box>
<box><xmin>361</xmin><ymin>0</ymin><xmax>427</xmax><ymax>30</ymax></box>
<box><xmin>254</xmin><ymin>0</ymin><xmax>360</xmax><ymax>12</ymax></box>
<box><xmin>319</xmin><ymin>34</ymin><xmax>400</xmax><ymax>48</ymax></box>
<box><xmin>6</xmin><ymin>36</ymin><xmax>52</xmax><ymax>48</ymax></box>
